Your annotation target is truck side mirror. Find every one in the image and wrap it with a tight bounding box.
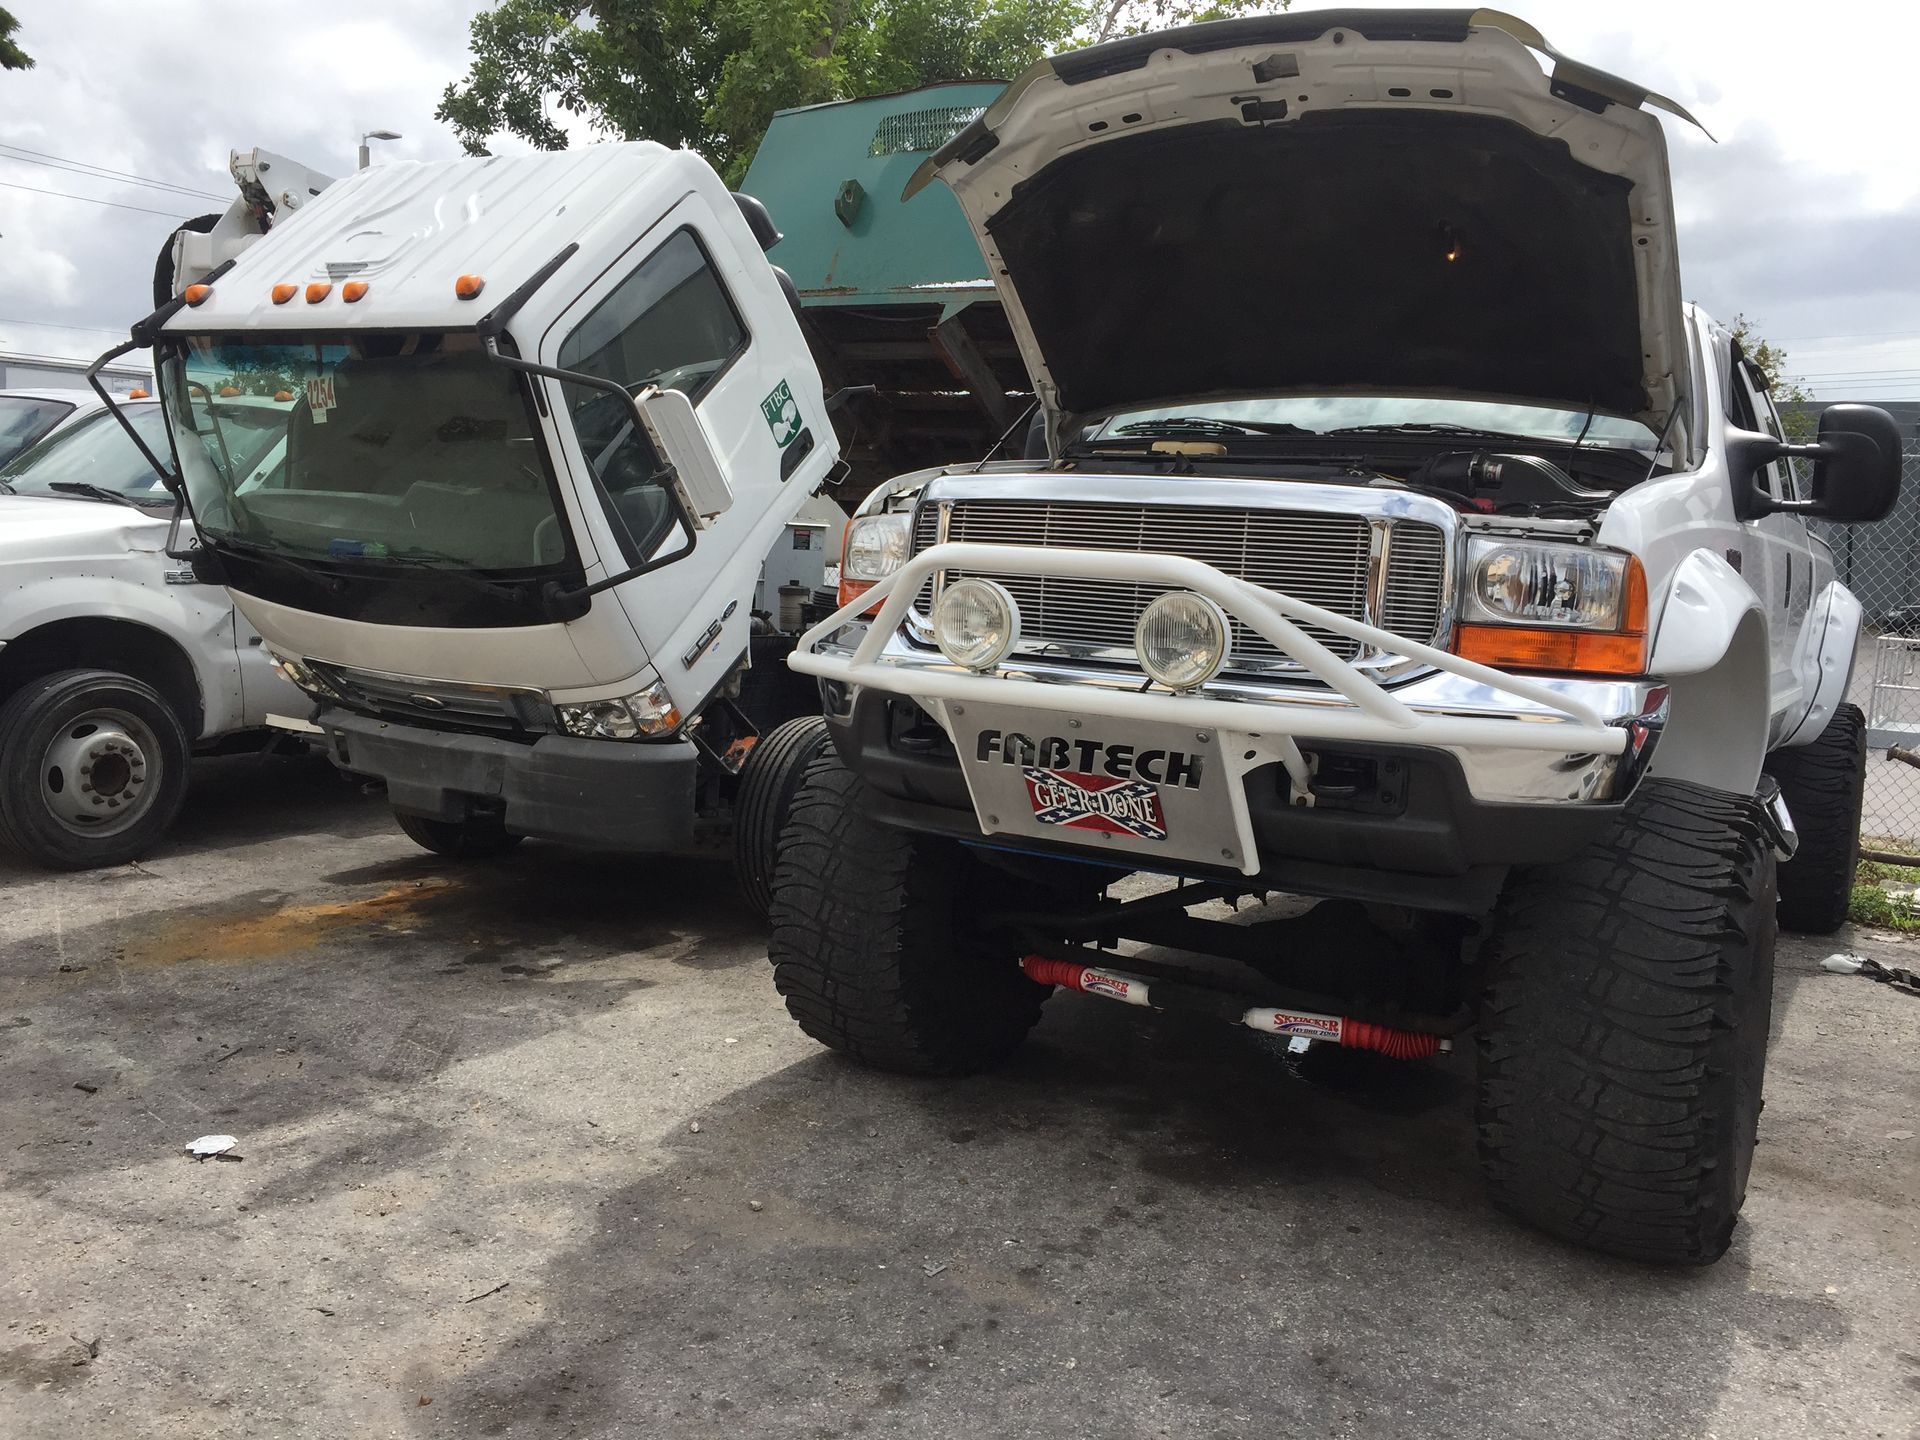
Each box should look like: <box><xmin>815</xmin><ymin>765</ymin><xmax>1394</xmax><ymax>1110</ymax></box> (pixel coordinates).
<box><xmin>1726</xmin><ymin>402</ymin><xmax>1903</xmax><ymax>525</ymax></box>
<box><xmin>632</xmin><ymin>386</ymin><xmax>735</xmax><ymax>530</ymax></box>
<box><xmin>1806</xmin><ymin>403</ymin><xmax>1902</xmax><ymax>523</ymax></box>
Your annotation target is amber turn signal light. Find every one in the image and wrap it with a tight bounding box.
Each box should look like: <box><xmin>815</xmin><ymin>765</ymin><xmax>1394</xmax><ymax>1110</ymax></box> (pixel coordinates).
<box><xmin>454</xmin><ymin>274</ymin><xmax>485</xmax><ymax>300</ymax></box>
<box><xmin>271</xmin><ymin>283</ymin><xmax>298</xmax><ymax>305</ymax></box>
<box><xmin>183</xmin><ymin>284</ymin><xmax>211</xmax><ymax>306</ymax></box>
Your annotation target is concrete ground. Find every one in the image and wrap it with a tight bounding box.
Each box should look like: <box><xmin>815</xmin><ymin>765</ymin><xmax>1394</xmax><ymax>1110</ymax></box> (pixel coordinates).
<box><xmin>2</xmin><ymin>753</ymin><xmax>1917</xmax><ymax>1440</ymax></box>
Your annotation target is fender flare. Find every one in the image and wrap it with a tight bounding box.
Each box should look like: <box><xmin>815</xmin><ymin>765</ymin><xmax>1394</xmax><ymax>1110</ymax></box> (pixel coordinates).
<box><xmin>1645</xmin><ymin>549</ymin><xmax>1771</xmax><ymax>795</ymax></box>
<box><xmin>1780</xmin><ymin>580</ymin><xmax>1861</xmax><ymax>748</ymax></box>
<box><xmin>0</xmin><ymin>578</ymin><xmax>231</xmax><ymax>737</ymax></box>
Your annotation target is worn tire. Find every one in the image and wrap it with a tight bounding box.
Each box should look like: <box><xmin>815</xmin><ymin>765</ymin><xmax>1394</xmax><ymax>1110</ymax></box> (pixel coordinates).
<box><xmin>393</xmin><ymin>809</ymin><xmax>523</xmax><ymax>859</ymax></box>
<box><xmin>1764</xmin><ymin>703</ymin><xmax>1865</xmax><ymax>935</ymax></box>
<box><xmin>1477</xmin><ymin>778</ymin><xmax>1776</xmax><ymax>1265</ymax></box>
<box><xmin>0</xmin><ymin>670</ymin><xmax>193</xmax><ymax>870</ymax></box>
<box><xmin>767</xmin><ymin>743</ymin><xmax>1048</xmax><ymax>1075</ymax></box>
<box><xmin>734</xmin><ymin>715</ymin><xmax>833</xmax><ymax>922</ymax></box>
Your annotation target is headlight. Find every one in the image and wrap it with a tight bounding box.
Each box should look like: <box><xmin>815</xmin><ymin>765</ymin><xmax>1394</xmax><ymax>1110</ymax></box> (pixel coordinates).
<box><xmin>268</xmin><ymin>653</ymin><xmax>340</xmax><ymax>699</ymax></box>
<box><xmin>556</xmin><ymin>679</ymin><xmax>681</xmax><ymax>740</ymax></box>
<box><xmin>1464</xmin><ymin>538</ymin><xmax>1630</xmax><ymax>630</ymax></box>
<box><xmin>933</xmin><ymin>578</ymin><xmax>1020</xmax><ymax>670</ymax></box>
<box><xmin>1135</xmin><ymin>590</ymin><xmax>1231</xmax><ymax>690</ymax></box>
<box><xmin>1454</xmin><ymin>538</ymin><xmax>1649</xmax><ymax>676</ymax></box>
<box><xmin>839</xmin><ymin>512</ymin><xmax>912</xmax><ymax>611</ymax></box>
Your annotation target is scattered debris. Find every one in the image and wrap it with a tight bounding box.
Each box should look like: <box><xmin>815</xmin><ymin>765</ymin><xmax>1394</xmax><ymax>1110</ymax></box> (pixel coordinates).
<box><xmin>923</xmin><ymin>1261</ymin><xmax>947</xmax><ymax>1277</ymax></box>
<box><xmin>185</xmin><ymin>1134</ymin><xmax>240</xmax><ymax>1160</ymax></box>
<box><xmin>748</xmin><ymin>1200</ymin><xmax>763</xmax><ymax>1212</ymax></box>
<box><xmin>1888</xmin><ymin>1129</ymin><xmax>1915</xmax><ymax>1142</ymax></box>
<box><xmin>866</xmin><ymin>1127</ymin><xmax>879</xmax><ymax>1138</ymax></box>
<box><xmin>70</xmin><ymin>1334</ymin><xmax>100</xmax><ymax>1363</ymax></box>
<box><xmin>724</xmin><ymin>1037</ymin><xmax>739</xmax><ymax>1046</ymax></box>
<box><xmin>313</xmin><ymin>1307</ymin><xmax>335</xmax><ymax>1316</ymax></box>
<box><xmin>464</xmin><ymin>1282</ymin><xmax>510</xmax><ymax>1304</ymax></box>
<box><xmin>214</xmin><ymin>1046</ymin><xmax>246</xmax><ymax>1065</ymax></box>
<box><xmin>418</xmin><ymin>1396</ymin><xmax>432</xmax><ymax>1407</ymax></box>
<box><xmin>688</xmin><ymin>1121</ymin><xmax>702</xmax><ymax>1134</ymax></box>
<box><xmin>72</xmin><ymin>1083</ymin><xmax>98</xmax><ymax>1095</ymax></box>
<box><xmin>1822</xmin><ymin>954</ymin><xmax>1920</xmax><ymax>996</ymax></box>
<box><xmin>57</xmin><ymin>964</ymin><xmax>87</xmax><ymax>974</ymax></box>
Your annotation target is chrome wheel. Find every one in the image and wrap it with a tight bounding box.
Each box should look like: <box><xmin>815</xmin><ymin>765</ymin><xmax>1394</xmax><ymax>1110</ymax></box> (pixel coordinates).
<box><xmin>40</xmin><ymin>707</ymin><xmax>162</xmax><ymax>839</ymax></box>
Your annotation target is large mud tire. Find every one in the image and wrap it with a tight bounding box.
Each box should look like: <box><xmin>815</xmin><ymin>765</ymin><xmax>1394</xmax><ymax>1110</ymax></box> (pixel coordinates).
<box><xmin>734</xmin><ymin>715</ymin><xmax>833</xmax><ymax>923</ymax></box>
<box><xmin>1477</xmin><ymin>779</ymin><xmax>1776</xmax><ymax>1265</ymax></box>
<box><xmin>1764</xmin><ymin>703</ymin><xmax>1866</xmax><ymax>935</ymax></box>
<box><xmin>767</xmin><ymin>743</ymin><xmax>1047</xmax><ymax>1075</ymax></box>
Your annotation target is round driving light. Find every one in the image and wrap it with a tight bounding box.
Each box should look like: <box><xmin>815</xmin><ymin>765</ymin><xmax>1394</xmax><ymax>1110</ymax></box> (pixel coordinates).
<box><xmin>933</xmin><ymin>578</ymin><xmax>1020</xmax><ymax>671</ymax></box>
<box><xmin>1135</xmin><ymin>590</ymin><xmax>1231</xmax><ymax>690</ymax></box>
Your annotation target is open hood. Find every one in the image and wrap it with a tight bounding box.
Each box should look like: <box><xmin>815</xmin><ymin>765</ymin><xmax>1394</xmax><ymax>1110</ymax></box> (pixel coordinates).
<box><xmin>909</xmin><ymin>9</ymin><xmax>1700</xmax><ymax>440</ymax></box>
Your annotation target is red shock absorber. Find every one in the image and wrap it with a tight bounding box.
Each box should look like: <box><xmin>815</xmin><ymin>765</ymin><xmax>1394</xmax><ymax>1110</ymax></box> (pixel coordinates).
<box><xmin>1337</xmin><ymin>1019</ymin><xmax>1442</xmax><ymax>1060</ymax></box>
<box><xmin>1020</xmin><ymin>956</ymin><xmax>1089</xmax><ymax>990</ymax></box>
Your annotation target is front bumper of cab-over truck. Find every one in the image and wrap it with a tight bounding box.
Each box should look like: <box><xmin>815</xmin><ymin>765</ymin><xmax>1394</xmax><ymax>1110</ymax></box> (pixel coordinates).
<box><xmin>789</xmin><ymin>542</ymin><xmax>1668</xmax><ymax>912</ymax></box>
<box><xmin>319</xmin><ymin>707</ymin><xmax>703</xmax><ymax>852</ymax></box>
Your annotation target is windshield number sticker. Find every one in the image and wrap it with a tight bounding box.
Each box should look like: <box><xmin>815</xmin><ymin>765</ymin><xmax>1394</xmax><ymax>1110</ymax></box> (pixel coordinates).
<box><xmin>305</xmin><ymin>375</ymin><xmax>336</xmax><ymax>424</ymax></box>
<box><xmin>760</xmin><ymin>379</ymin><xmax>802</xmax><ymax>449</ymax></box>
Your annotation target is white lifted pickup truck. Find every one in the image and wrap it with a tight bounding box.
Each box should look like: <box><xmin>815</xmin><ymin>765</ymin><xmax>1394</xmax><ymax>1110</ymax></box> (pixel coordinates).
<box><xmin>775</xmin><ymin>11</ymin><xmax>1904</xmax><ymax>1264</ymax></box>
<box><xmin>122</xmin><ymin>142</ymin><xmax>841</xmax><ymax>898</ymax></box>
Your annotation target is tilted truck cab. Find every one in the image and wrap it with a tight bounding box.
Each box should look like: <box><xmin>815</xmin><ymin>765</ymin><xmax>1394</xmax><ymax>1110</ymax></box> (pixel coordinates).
<box><xmin>133</xmin><ymin>142</ymin><xmax>842</xmax><ymax>882</ymax></box>
<box><xmin>770</xmin><ymin>11</ymin><xmax>1906</xmax><ymax>1266</ymax></box>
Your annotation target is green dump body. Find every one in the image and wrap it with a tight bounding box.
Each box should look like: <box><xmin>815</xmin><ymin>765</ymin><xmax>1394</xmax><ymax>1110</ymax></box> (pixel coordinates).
<box><xmin>741</xmin><ymin>82</ymin><xmax>1033</xmax><ymax>491</ymax></box>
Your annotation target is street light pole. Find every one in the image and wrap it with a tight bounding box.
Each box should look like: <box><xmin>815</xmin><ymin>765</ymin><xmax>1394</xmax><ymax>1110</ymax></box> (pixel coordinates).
<box><xmin>358</xmin><ymin>130</ymin><xmax>402</xmax><ymax>170</ymax></box>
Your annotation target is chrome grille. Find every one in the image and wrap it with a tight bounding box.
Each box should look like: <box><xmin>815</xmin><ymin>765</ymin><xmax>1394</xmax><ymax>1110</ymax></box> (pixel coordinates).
<box><xmin>907</xmin><ymin>498</ymin><xmax>1451</xmax><ymax>675</ymax></box>
<box><xmin>312</xmin><ymin>662</ymin><xmax>550</xmax><ymax>736</ymax></box>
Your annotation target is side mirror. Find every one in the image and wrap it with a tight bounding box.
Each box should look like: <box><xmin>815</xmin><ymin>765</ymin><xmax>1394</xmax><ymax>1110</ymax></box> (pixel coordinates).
<box><xmin>1726</xmin><ymin>402</ymin><xmax>1903</xmax><ymax>524</ymax></box>
<box><xmin>1806</xmin><ymin>403</ymin><xmax>1902</xmax><ymax>523</ymax></box>
<box><xmin>632</xmin><ymin>386</ymin><xmax>734</xmax><ymax>529</ymax></box>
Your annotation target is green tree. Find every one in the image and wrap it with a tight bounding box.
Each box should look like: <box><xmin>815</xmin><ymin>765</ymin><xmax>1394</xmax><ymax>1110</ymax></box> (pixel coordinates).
<box><xmin>0</xmin><ymin>6</ymin><xmax>33</xmax><ymax>71</ymax></box>
<box><xmin>1731</xmin><ymin>313</ymin><xmax>1815</xmax><ymax>439</ymax></box>
<box><xmin>439</xmin><ymin>0</ymin><xmax>1280</xmax><ymax>183</ymax></box>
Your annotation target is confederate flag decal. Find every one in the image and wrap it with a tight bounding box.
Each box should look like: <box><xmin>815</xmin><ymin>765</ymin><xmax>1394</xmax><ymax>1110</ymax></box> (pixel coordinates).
<box><xmin>1023</xmin><ymin>767</ymin><xmax>1169</xmax><ymax>841</ymax></box>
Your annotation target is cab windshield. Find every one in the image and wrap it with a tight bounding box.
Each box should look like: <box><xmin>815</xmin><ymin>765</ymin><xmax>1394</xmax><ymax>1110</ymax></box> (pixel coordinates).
<box><xmin>161</xmin><ymin>332</ymin><xmax>571</xmax><ymax>574</ymax></box>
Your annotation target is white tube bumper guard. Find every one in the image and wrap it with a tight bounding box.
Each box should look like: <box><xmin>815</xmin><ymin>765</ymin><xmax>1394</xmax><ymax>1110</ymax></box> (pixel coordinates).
<box><xmin>791</xmin><ymin>543</ymin><xmax>1640</xmax><ymax>877</ymax></box>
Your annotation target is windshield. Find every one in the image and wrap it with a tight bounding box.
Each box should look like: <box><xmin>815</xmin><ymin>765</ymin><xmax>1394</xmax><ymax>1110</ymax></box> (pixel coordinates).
<box><xmin>0</xmin><ymin>396</ymin><xmax>77</xmax><ymax>467</ymax></box>
<box><xmin>0</xmin><ymin>403</ymin><xmax>278</xmax><ymax>503</ymax></box>
<box><xmin>162</xmin><ymin>332</ymin><xmax>571</xmax><ymax>574</ymax></box>
<box><xmin>1090</xmin><ymin>396</ymin><xmax>1660</xmax><ymax>451</ymax></box>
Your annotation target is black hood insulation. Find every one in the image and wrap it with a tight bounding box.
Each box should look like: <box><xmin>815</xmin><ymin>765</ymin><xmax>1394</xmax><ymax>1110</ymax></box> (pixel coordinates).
<box><xmin>985</xmin><ymin>108</ymin><xmax>1646</xmax><ymax>421</ymax></box>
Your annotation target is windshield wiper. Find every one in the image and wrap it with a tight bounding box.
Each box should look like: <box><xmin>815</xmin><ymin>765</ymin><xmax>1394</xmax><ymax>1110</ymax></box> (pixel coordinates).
<box><xmin>46</xmin><ymin>481</ymin><xmax>156</xmax><ymax>509</ymax></box>
<box><xmin>1319</xmin><ymin>421</ymin><xmax>1551</xmax><ymax>444</ymax></box>
<box><xmin>0</xmin><ymin>478</ymin><xmax>15</xmax><ymax>495</ymax></box>
<box><xmin>1110</xmin><ymin>416</ymin><xmax>1315</xmax><ymax>438</ymax></box>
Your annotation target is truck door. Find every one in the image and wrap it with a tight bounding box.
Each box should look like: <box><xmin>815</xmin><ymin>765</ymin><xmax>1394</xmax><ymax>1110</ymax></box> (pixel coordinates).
<box><xmin>539</xmin><ymin>192</ymin><xmax>827</xmax><ymax>709</ymax></box>
<box><xmin>1728</xmin><ymin>351</ymin><xmax>1815</xmax><ymax>740</ymax></box>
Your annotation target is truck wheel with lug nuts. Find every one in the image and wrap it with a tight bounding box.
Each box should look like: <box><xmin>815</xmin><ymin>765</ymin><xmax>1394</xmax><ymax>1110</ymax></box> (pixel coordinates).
<box><xmin>734</xmin><ymin>715</ymin><xmax>833</xmax><ymax>922</ymax></box>
<box><xmin>767</xmin><ymin>744</ymin><xmax>1050</xmax><ymax>1074</ymax></box>
<box><xmin>1763</xmin><ymin>703</ymin><xmax>1866</xmax><ymax>935</ymax></box>
<box><xmin>0</xmin><ymin>669</ymin><xmax>192</xmax><ymax>870</ymax></box>
<box><xmin>1476</xmin><ymin>778</ymin><xmax>1776</xmax><ymax>1265</ymax></box>
<box><xmin>392</xmin><ymin>810</ymin><xmax>523</xmax><ymax>859</ymax></box>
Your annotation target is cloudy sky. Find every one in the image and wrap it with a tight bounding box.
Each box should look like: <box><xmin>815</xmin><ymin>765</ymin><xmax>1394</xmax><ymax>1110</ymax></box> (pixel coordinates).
<box><xmin>3</xmin><ymin>0</ymin><xmax>1917</xmax><ymax>399</ymax></box>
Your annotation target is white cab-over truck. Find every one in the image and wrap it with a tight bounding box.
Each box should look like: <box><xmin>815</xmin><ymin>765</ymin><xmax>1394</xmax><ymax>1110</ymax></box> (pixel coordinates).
<box><xmin>106</xmin><ymin>143</ymin><xmax>841</xmax><ymax>899</ymax></box>
<box><xmin>776</xmin><ymin>11</ymin><xmax>1905</xmax><ymax>1264</ymax></box>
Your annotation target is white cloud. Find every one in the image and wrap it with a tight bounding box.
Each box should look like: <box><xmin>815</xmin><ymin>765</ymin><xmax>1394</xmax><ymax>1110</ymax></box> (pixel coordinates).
<box><xmin>4</xmin><ymin>0</ymin><xmax>1917</xmax><ymax>398</ymax></box>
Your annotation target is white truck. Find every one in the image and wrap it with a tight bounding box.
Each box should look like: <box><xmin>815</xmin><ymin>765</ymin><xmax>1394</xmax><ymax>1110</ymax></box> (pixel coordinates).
<box><xmin>0</xmin><ymin>393</ymin><xmax>304</xmax><ymax>867</ymax></box>
<box><xmin>776</xmin><ymin>11</ymin><xmax>1904</xmax><ymax>1264</ymax></box>
<box><xmin>112</xmin><ymin>143</ymin><xmax>842</xmax><ymax>902</ymax></box>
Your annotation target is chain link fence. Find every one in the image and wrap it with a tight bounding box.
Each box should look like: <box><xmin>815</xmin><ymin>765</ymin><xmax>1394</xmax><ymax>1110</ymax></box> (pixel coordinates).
<box><xmin>1810</xmin><ymin>428</ymin><xmax>1920</xmax><ymax>860</ymax></box>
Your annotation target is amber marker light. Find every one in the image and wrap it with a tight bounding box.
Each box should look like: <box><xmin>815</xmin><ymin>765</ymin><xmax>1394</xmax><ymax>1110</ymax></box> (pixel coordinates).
<box><xmin>183</xmin><ymin>284</ymin><xmax>212</xmax><ymax>306</ymax></box>
<box><xmin>271</xmin><ymin>283</ymin><xmax>297</xmax><ymax>305</ymax></box>
<box><xmin>342</xmin><ymin>281</ymin><xmax>369</xmax><ymax>303</ymax></box>
<box><xmin>305</xmin><ymin>282</ymin><xmax>332</xmax><ymax>303</ymax></box>
<box><xmin>454</xmin><ymin>274</ymin><xmax>485</xmax><ymax>300</ymax></box>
